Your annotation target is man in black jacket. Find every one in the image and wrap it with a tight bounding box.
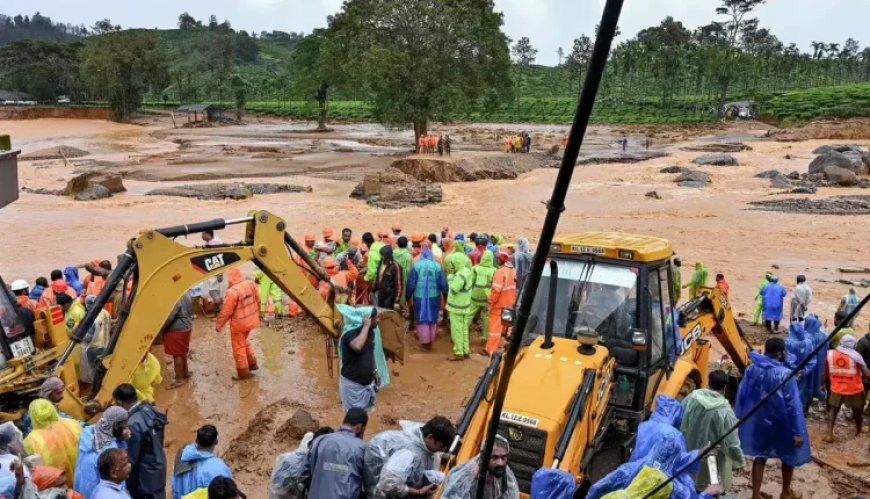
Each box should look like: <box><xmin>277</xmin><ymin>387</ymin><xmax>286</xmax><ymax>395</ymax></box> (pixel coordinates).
<box><xmin>114</xmin><ymin>383</ymin><xmax>168</xmax><ymax>499</ymax></box>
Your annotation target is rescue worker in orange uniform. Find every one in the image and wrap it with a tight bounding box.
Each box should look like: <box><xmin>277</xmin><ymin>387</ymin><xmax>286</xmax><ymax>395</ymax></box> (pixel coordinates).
<box><xmin>295</xmin><ymin>233</ymin><xmax>320</xmax><ymax>288</ymax></box>
<box><xmin>318</xmin><ymin>257</ymin><xmax>360</xmax><ymax>302</ymax></box>
<box><xmin>418</xmin><ymin>135</ymin><xmax>426</xmax><ymax>154</ymax></box>
<box><xmin>409</xmin><ymin>233</ymin><xmax>426</xmax><ymax>262</ymax></box>
<box><xmin>486</xmin><ymin>247</ymin><xmax>517</xmax><ymax>355</ymax></box>
<box><xmin>38</xmin><ymin>270</ymin><xmax>78</xmax><ymax>310</ymax></box>
<box><xmin>11</xmin><ymin>279</ymin><xmax>38</xmax><ymax>316</ymax></box>
<box><xmin>216</xmin><ymin>268</ymin><xmax>260</xmax><ymax>380</ymax></box>
<box><xmin>391</xmin><ymin>223</ymin><xmax>404</xmax><ymax>247</ymax></box>
<box><xmin>823</xmin><ymin>334</ymin><xmax>870</xmax><ymax>443</ymax></box>
<box><xmin>83</xmin><ymin>261</ymin><xmax>113</xmax><ymax>314</ymax></box>
<box><xmin>316</xmin><ymin>227</ymin><xmax>337</xmax><ymax>263</ymax></box>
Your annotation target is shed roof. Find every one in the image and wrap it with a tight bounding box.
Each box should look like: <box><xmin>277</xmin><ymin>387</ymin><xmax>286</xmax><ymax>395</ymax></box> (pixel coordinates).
<box><xmin>176</xmin><ymin>103</ymin><xmax>221</xmax><ymax>112</ymax></box>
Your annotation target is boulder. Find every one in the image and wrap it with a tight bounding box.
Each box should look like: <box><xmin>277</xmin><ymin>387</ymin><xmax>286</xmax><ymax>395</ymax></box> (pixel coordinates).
<box><xmin>225</xmin><ymin>185</ymin><xmax>253</xmax><ymax>200</ymax></box>
<box><xmin>769</xmin><ymin>174</ymin><xmax>793</xmax><ymax>189</ymax></box>
<box><xmin>679</xmin><ymin>180</ymin><xmax>706</xmax><ymax>188</ymax></box>
<box><xmin>675</xmin><ymin>171</ymin><xmax>711</xmax><ymax>184</ymax></box>
<box><xmin>790</xmin><ymin>186</ymin><xmax>818</xmax><ymax>194</ymax></box>
<box><xmin>754</xmin><ymin>170</ymin><xmax>783</xmax><ymax>179</ymax></box>
<box><xmin>659</xmin><ymin>166</ymin><xmax>692</xmax><ymax>174</ymax></box>
<box><xmin>823</xmin><ymin>165</ymin><xmax>858</xmax><ymax>186</ymax></box>
<box><xmin>64</xmin><ymin>173</ymin><xmax>126</xmax><ymax>196</ymax></box>
<box><xmin>809</xmin><ymin>151</ymin><xmax>867</xmax><ymax>175</ymax></box>
<box><xmin>276</xmin><ymin>409</ymin><xmax>319</xmax><ymax>440</ymax></box>
<box><xmin>812</xmin><ymin>144</ymin><xmax>863</xmax><ymax>155</ymax></box>
<box><xmin>74</xmin><ymin>185</ymin><xmax>111</xmax><ymax>201</ymax></box>
<box><xmin>645</xmin><ymin>191</ymin><xmax>661</xmax><ymax>199</ymax></box>
<box><xmin>548</xmin><ymin>144</ymin><xmax>560</xmax><ymax>157</ymax></box>
<box><xmin>354</xmin><ymin>168</ymin><xmax>442</xmax><ymax>208</ymax></box>
<box><xmin>692</xmin><ymin>154</ymin><xmax>738</xmax><ymax>166</ymax></box>
<box><xmin>787</xmin><ymin>171</ymin><xmax>801</xmax><ymax>180</ymax></box>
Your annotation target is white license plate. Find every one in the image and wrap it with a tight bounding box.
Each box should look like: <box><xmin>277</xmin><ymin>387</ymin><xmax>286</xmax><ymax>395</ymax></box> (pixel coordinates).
<box><xmin>10</xmin><ymin>337</ymin><xmax>34</xmax><ymax>358</ymax></box>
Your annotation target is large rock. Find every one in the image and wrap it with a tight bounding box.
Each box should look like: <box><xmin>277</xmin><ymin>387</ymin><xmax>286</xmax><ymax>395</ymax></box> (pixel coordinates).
<box><xmin>692</xmin><ymin>154</ymin><xmax>738</xmax><ymax>166</ymax></box>
<box><xmin>64</xmin><ymin>173</ymin><xmax>126</xmax><ymax>196</ymax></box>
<box><xmin>679</xmin><ymin>180</ymin><xmax>706</xmax><ymax>188</ymax></box>
<box><xmin>823</xmin><ymin>165</ymin><xmax>858</xmax><ymax>186</ymax></box>
<box><xmin>353</xmin><ymin>168</ymin><xmax>442</xmax><ymax>208</ymax></box>
<box><xmin>790</xmin><ymin>186</ymin><xmax>818</xmax><ymax>194</ymax></box>
<box><xmin>675</xmin><ymin>171</ymin><xmax>711</xmax><ymax>184</ymax></box>
<box><xmin>809</xmin><ymin>151</ymin><xmax>867</xmax><ymax>176</ymax></box>
<box><xmin>754</xmin><ymin>170</ymin><xmax>784</xmax><ymax>179</ymax></box>
<box><xmin>276</xmin><ymin>409</ymin><xmax>319</xmax><ymax>440</ymax></box>
<box><xmin>660</xmin><ymin>166</ymin><xmax>693</xmax><ymax>174</ymax></box>
<box><xmin>812</xmin><ymin>144</ymin><xmax>863</xmax><ymax>155</ymax></box>
<box><xmin>225</xmin><ymin>185</ymin><xmax>253</xmax><ymax>200</ymax></box>
<box><xmin>683</xmin><ymin>143</ymin><xmax>751</xmax><ymax>153</ymax></box>
<box><xmin>769</xmin><ymin>174</ymin><xmax>793</xmax><ymax>189</ymax></box>
<box><xmin>74</xmin><ymin>185</ymin><xmax>111</xmax><ymax>201</ymax></box>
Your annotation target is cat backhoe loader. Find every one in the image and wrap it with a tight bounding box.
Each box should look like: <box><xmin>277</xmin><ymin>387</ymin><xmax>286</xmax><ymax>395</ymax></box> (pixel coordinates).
<box><xmin>0</xmin><ymin>210</ymin><xmax>404</xmax><ymax>422</ymax></box>
<box><xmin>442</xmin><ymin>232</ymin><xmax>752</xmax><ymax>497</ymax></box>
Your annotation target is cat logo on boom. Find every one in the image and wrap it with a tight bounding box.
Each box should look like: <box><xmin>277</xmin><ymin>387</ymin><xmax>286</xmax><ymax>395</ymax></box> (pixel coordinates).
<box><xmin>190</xmin><ymin>252</ymin><xmax>242</xmax><ymax>274</ymax></box>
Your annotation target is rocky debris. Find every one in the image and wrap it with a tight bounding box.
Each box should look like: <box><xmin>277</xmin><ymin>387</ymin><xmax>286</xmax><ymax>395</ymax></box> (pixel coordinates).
<box><xmin>769</xmin><ymin>174</ymin><xmax>794</xmax><ymax>189</ymax></box>
<box><xmin>575</xmin><ymin>150</ymin><xmax>669</xmax><ymax>165</ymax></box>
<box><xmin>74</xmin><ymin>185</ymin><xmax>111</xmax><ymax>201</ymax></box>
<box><xmin>275</xmin><ymin>409</ymin><xmax>319</xmax><ymax>440</ymax></box>
<box><xmin>683</xmin><ymin>142</ymin><xmax>751</xmax><ymax>153</ymax></box>
<box><xmin>749</xmin><ymin>195</ymin><xmax>870</xmax><ymax>215</ymax></box>
<box><xmin>146</xmin><ymin>183</ymin><xmax>306</xmax><ymax>200</ymax></box>
<box><xmin>790</xmin><ymin>186</ymin><xmax>817</xmax><ymax>194</ymax></box>
<box><xmin>19</xmin><ymin>145</ymin><xmax>90</xmax><ymax>161</ymax></box>
<box><xmin>818</xmin><ymin>277</ymin><xmax>870</xmax><ymax>288</ymax></box>
<box><xmin>785</xmin><ymin>154</ymin><xmax>793</xmax><ymax>160</ymax></box>
<box><xmin>21</xmin><ymin>187</ymin><xmax>63</xmax><ymax>196</ymax></box>
<box><xmin>675</xmin><ymin>171</ymin><xmax>711</xmax><ymax>184</ymax></box>
<box><xmin>754</xmin><ymin>170</ymin><xmax>784</xmax><ymax>179</ymax></box>
<box><xmin>240</xmin><ymin>145</ymin><xmax>280</xmax><ymax>153</ymax></box>
<box><xmin>692</xmin><ymin>153</ymin><xmax>738</xmax><ymax>166</ymax></box>
<box><xmin>645</xmin><ymin>191</ymin><xmax>661</xmax><ymax>199</ymax></box>
<box><xmin>64</xmin><ymin>172</ymin><xmax>126</xmax><ymax>196</ymax></box>
<box><xmin>820</xmin><ymin>165</ymin><xmax>857</xmax><ymax>186</ymax></box>
<box><xmin>787</xmin><ymin>171</ymin><xmax>800</xmax><ymax>180</ymax></box>
<box><xmin>393</xmin><ymin>156</ymin><xmax>541</xmax><ymax>183</ymax></box>
<box><xmin>548</xmin><ymin>144</ymin><xmax>560</xmax><ymax>157</ymax></box>
<box><xmin>679</xmin><ymin>180</ymin><xmax>706</xmax><ymax>188</ymax></box>
<box><xmin>659</xmin><ymin>166</ymin><xmax>693</xmax><ymax>174</ymax></box>
<box><xmin>839</xmin><ymin>266</ymin><xmax>870</xmax><ymax>274</ymax></box>
<box><xmin>335</xmin><ymin>147</ymin><xmax>357</xmax><ymax>153</ymax></box>
<box><xmin>812</xmin><ymin>144</ymin><xmax>863</xmax><ymax>155</ymax></box>
<box><xmin>351</xmin><ymin>169</ymin><xmax>442</xmax><ymax>209</ymax></box>
<box><xmin>808</xmin><ymin>151</ymin><xmax>868</xmax><ymax>176</ymax></box>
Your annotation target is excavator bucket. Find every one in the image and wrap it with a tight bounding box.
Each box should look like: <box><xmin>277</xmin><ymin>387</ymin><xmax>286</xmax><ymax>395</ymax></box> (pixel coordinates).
<box><xmin>377</xmin><ymin>310</ymin><xmax>405</xmax><ymax>365</ymax></box>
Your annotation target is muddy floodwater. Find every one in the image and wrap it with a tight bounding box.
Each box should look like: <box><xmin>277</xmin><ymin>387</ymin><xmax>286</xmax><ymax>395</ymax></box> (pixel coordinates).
<box><xmin>2</xmin><ymin>116</ymin><xmax>870</xmax><ymax>497</ymax></box>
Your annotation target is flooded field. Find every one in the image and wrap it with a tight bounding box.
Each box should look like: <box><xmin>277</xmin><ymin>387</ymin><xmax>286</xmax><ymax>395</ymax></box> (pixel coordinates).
<box><xmin>3</xmin><ymin>115</ymin><xmax>870</xmax><ymax>497</ymax></box>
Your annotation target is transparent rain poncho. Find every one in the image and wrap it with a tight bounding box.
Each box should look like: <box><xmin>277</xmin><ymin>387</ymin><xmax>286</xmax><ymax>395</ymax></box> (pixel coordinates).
<box><xmin>269</xmin><ymin>433</ymin><xmax>314</xmax><ymax>499</ymax></box>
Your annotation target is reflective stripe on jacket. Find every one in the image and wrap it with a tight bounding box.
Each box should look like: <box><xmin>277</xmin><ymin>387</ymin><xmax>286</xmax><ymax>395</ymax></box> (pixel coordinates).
<box><xmin>216</xmin><ymin>281</ymin><xmax>261</xmax><ymax>334</ymax></box>
<box><xmin>489</xmin><ymin>265</ymin><xmax>516</xmax><ymax>309</ymax></box>
<box><xmin>827</xmin><ymin>350</ymin><xmax>864</xmax><ymax>395</ymax></box>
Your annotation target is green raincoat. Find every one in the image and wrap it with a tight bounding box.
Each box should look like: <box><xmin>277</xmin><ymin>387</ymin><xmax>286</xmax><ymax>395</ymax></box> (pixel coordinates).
<box><xmin>680</xmin><ymin>389</ymin><xmax>745</xmax><ymax>492</ymax></box>
<box><xmin>444</xmin><ymin>240</ymin><xmax>472</xmax><ymax>276</ymax></box>
<box><xmin>687</xmin><ymin>262</ymin><xmax>708</xmax><ymax>299</ymax></box>
<box><xmin>365</xmin><ymin>241</ymin><xmax>385</xmax><ymax>282</ymax></box>
<box><xmin>752</xmin><ymin>274</ymin><xmax>772</xmax><ymax>323</ymax></box>
<box><xmin>447</xmin><ymin>266</ymin><xmax>474</xmax><ymax>355</ymax></box>
<box><xmin>671</xmin><ymin>265</ymin><xmax>682</xmax><ymax>304</ymax></box>
<box><xmin>470</xmin><ymin>251</ymin><xmax>496</xmax><ymax>337</ymax></box>
<box><xmin>254</xmin><ymin>270</ymin><xmax>283</xmax><ymax>316</ymax></box>
<box><xmin>393</xmin><ymin>247</ymin><xmax>413</xmax><ymax>306</ymax></box>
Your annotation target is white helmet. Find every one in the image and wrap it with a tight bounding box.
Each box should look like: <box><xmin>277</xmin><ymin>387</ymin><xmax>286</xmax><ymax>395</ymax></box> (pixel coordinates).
<box><xmin>10</xmin><ymin>279</ymin><xmax>29</xmax><ymax>292</ymax></box>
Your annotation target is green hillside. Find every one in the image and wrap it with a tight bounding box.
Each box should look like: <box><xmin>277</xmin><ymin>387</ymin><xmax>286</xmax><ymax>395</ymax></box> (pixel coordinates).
<box><xmin>767</xmin><ymin>84</ymin><xmax>870</xmax><ymax>121</ymax></box>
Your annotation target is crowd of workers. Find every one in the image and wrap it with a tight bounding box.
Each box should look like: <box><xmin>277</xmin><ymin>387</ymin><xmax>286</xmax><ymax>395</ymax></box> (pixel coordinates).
<box><xmin>417</xmin><ymin>134</ymin><xmax>451</xmax><ymax>156</ymax></box>
<box><xmin>502</xmin><ymin>133</ymin><xmax>532</xmax><ymax>154</ymax></box>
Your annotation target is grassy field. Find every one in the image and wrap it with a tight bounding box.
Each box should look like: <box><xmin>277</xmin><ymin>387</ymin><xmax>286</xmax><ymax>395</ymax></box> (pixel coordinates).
<box><xmin>766</xmin><ymin>83</ymin><xmax>870</xmax><ymax>121</ymax></box>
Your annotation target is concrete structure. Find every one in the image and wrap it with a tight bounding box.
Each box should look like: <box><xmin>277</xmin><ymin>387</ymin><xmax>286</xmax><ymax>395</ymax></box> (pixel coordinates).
<box><xmin>176</xmin><ymin>103</ymin><xmax>224</xmax><ymax>123</ymax></box>
<box><xmin>0</xmin><ymin>150</ymin><xmax>20</xmax><ymax>209</ymax></box>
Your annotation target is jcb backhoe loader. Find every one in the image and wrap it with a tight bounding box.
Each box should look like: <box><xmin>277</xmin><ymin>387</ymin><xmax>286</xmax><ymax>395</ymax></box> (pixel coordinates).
<box><xmin>442</xmin><ymin>232</ymin><xmax>752</xmax><ymax>497</ymax></box>
<box><xmin>0</xmin><ymin>210</ymin><xmax>405</xmax><ymax>422</ymax></box>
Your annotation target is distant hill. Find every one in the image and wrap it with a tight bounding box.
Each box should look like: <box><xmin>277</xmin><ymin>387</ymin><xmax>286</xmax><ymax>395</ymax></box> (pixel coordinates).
<box><xmin>0</xmin><ymin>12</ymin><xmax>86</xmax><ymax>45</ymax></box>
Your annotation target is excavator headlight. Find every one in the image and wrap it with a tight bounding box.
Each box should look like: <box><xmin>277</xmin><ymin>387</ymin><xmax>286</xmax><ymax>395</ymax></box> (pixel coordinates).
<box><xmin>501</xmin><ymin>307</ymin><xmax>515</xmax><ymax>325</ymax></box>
<box><xmin>631</xmin><ymin>330</ymin><xmax>647</xmax><ymax>351</ymax></box>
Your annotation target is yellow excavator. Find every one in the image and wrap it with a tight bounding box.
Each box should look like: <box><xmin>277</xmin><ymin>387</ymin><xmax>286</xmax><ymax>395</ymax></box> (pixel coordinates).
<box><xmin>442</xmin><ymin>232</ymin><xmax>751</xmax><ymax>497</ymax></box>
<box><xmin>0</xmin><ymin>210</ymin><xmax>404</xmax><ymax>422</ymax></box>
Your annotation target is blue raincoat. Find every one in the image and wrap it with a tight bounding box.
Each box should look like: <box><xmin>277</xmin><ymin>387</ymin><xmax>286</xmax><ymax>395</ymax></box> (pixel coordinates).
<box><xmin>63</xmin><ymin>266</ymin><xmax>85</xmax><ymax>297</ymax></box>
<box><xmin>336</xmin><ymin>304</ymin><xmax>391</xmax><ymax>388</ymax></box>
<box><xmin>784</xmin><ymin>322</ymin><xmax>817</xmax><ymax>407</ymax></box>
<box><xmin>171</xmin><ymin>444</ymin><xmax>233</xmax><ymax>499</ymax></box>
<box><xmin>736</xmin><ymin>351</ymin><xmax>811</xmax><ymax>468</ymax></box>
<box><xmin>629</xmin><ymin>395</ymin><xmax>685</xmax><ymax>463</ymax></box>
<box><xmin>804</xmin><ymin>314</ymin><xmax>828</xmax><ymax>400</ymax></box>
<box><xmin>530</xmin><ymin>468</ymin><xmax>576</xmax><ymax>499</ymax></box>
<box><xmin>405</xmin><ymin>248</ymin><xmax>448</xmax><ymax>325</ymax></box>
<box><xmin>29</xmin><ymin>284</ymin><xmax>45</xmax><ymax>301</ymax></box>
<box><xmin>74</xmin><ymin>425</ymin><xmax>127</xmax><ymax>499</ymax></box>
<box><xmin>760</xmin><ymin>282</ymin><xmax>788</xmax><ymax>321</ymax></box>
<box><xmin>588</xmin><ymin>435</ymin><xmax>706</xmax><ymax>499</ymax></box>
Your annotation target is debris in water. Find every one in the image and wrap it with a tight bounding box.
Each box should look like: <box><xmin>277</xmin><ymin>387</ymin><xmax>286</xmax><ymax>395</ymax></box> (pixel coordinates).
<box><xmin>146</xmin><ymin>183</ymin><xmax>307</xmax><ymax>200</ymax></box>
<box><xmin>683</xmin><ymin>142</ymin><xmax>751</xmax><ymax>153</ymax></box>
<box><xmin>748</xmin><ymin>195</ymin><xmax>870</xmax><ymax>215</ymax></box>
<box><xmin>19</xmin><ymin>145</ymin><xmax>90</xmax><ymax>161</ymax></box>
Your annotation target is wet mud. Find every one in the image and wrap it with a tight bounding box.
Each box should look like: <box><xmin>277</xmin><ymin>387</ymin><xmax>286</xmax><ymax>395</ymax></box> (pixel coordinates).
<box><xmin>748</xmin><ymin>195</ymin><xmax>870</xmax><ymax>215</ymax></box>
<box><xmin>146</xmin><ymin>183</ymin><xmax>308</xmax><ymax>200</ymax></box>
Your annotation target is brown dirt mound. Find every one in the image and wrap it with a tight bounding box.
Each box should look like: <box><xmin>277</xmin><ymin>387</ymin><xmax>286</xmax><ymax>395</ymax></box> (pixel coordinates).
<box><xmin>146</xmin><ymin>183</ymin><xmax>307</xmax><ymax>200</ymax></box>
<box><xmin>682</xmin><ymin>142</ymin><xmax>752</xmax><ymax>153</ymax></box>
<box><xmin>0</xmin><ymin>106</ymin><xmax>110</xmax><ymax>121</ymax></box>
<box><xmin>20</xmin><ymin>145</ymin><xmax>90</xmax><ymax>161</ymax></box>
<box><xmin>748</xmin><ymin>195</ymin><xmax>870</xmax><ymax>215</ymax></box>
<box><xmin>773</xmin><ymin>118</ymin><xmax>870</xmax><ymax>142</ymax></box>
<box><xmin>351</xmin><ymin>169</ymin><xmax>442</xmax><ymax>209</ymax></box>
<box><xmin>391</xmin><ymin>155</ymin><xmax>544</xmax><ymax>182</ymax></box>
<box><xmin>63</xmin><ymin>173</ymin><xmax>126</xmax><ymax>196</ymax></box>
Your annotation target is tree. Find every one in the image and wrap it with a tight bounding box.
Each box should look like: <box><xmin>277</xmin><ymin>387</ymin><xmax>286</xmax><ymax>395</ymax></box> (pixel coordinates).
<box><xmin>177</xmin><ymin>12</ymin><xmax>197</xmax><ymax>30</ymax></box>
<box><xmin>208</xmin><ymin>15</ymin><xmax>218</xmax><ymax>29</ymax></box>
<box><xmin>565</xmin><ymin>35</ymin><xmax>593</xmax><ymax>82</ymax></box>
<box><xmin>291</xmin><ymin>30</ymin><xmax>332</xmax><ymax>129</ymax></box>
<box><xmin>556</xmin><ymin>47</ymin><xmax>564</xmax><ymax>66</ymax></box>
<box><xmin>231</xmin><ymin>74</ymin><xmax>248</xmax><ymax>120</ymax></box>
<box><xmin>321</xmin><ymin>0</ymin><xmax>513</xmax><ymax>143</ymax></box>
<box><xmin>80</xmin><ymin>31</ymin><xmax>166</xmax><ymax>120</ymax></box>
<box><xmin>91</xmin><ymin>19</ymin><xmax>120</xmax><ymax>35</ymax></box>
<box><xmin>714</xmin><ymin>0</ymin><xmax>766</xmax><ymax>114</ymax></box>
<box><xmin>512</xmin><ymin>37</ymin><xmax>537</xmax><ymax>100</ymax></box>
<box><xmin>0</xmin><ymin>40</ymin><xmax>82</xmax><ymax>101</ymax></box>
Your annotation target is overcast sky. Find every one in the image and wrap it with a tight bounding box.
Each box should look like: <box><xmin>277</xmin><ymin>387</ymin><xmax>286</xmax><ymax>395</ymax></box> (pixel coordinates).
<box><xmin>3</xmin><ymin>0</ymin><xmax>868</xmax><ymax>65</ymax></box>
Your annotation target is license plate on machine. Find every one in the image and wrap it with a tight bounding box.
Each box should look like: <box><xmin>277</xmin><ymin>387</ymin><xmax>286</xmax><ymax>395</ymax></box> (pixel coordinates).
<box><xmin>10</xmin><ymin>337</ymin><xmax>35</xmax><ymax>358</ymax></box>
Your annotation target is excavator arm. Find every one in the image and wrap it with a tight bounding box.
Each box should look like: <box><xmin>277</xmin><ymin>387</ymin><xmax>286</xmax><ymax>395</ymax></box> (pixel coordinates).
<box><xmin>52</xmin><ymin>210</ymin><xmax>402</xmax><ymax>420</ymax></box>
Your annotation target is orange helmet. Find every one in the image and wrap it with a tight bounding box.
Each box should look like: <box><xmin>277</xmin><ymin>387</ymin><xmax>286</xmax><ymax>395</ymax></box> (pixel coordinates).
<box><xmin>409</xmin><ymin>232</ymin><xmax>425</xmax><ymax>244</ymax></box>
<box><xmin>497</xmin><ymin>246</ymin><xmax>512</xmax><ymax>263</ymax></box>
<box><xmin>377</xmin><ymin>230</ymin><xmax>390</xmax><ymax>239</ymax></box>
<box><xmin>322</xmin><ymin>257</ymin><xmax>337</xmax><ymax>269</ymax></box>
<box><xmin>304</xmin><ymin>232</ymin><xmax>316</xmax><ymax>242</ymax></box>
<box><xmin>392</xmin><ymin>222</ymin><xmax>402</xmax><ymax>231</ymax></box>
<box><xmin>350</xmin><ymin>238</ymin><xmax>361</xmax><ymax>247</ymax></box>
<box><xmin>322</xmin><ymin>226</ymin><xmax>334</xmax><ymax>238</ymax></box>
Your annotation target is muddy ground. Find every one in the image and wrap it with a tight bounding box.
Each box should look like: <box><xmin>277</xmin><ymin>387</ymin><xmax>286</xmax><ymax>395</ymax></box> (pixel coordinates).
<box><xmin>3</xmin><ymin>115</ymin><xmax>870</xmax><ymax>497</ymax></box>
